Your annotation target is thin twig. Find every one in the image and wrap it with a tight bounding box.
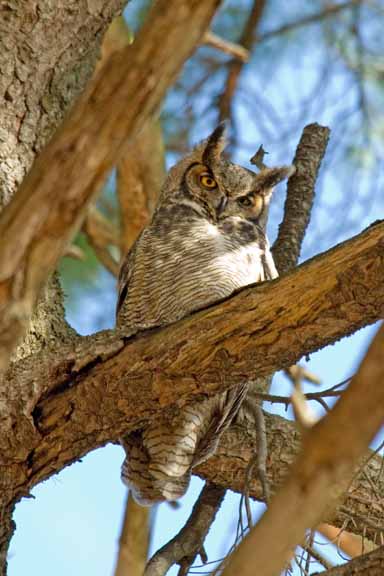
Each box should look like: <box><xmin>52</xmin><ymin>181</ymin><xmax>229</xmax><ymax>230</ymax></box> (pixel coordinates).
<box><xmin>203</xmin><ymin>31</ymin><xmax>249</xmax><ymax>62</ymax></box>
<box><xmin>301</xmin><ymin>542</ymin><xmax>333</xmax><ymax>571</ymax></box>
<box><xmin>253</xmin><ymin>377</ymin><xmax>351</xmax><ymax>408</ymax></box>
<box><xmin>257</xmin><ymin>0</ymin><xmax>362</xmax><ymax>43</ymax></box>
<box><xmin>254</xmin><ymin>405</ymin><xmax>270</xmax><ymax>503</ymax></box>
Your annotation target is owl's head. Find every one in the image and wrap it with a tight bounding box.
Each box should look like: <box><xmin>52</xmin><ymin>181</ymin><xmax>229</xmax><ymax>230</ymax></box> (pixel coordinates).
<box><xmin>159</xmin><ymin>123</ymin><xmax>294</xmax><ymax>226</ymax></box>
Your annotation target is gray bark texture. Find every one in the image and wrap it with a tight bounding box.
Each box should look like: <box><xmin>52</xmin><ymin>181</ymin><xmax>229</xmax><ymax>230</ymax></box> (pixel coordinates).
<box><xmin>0</xmin><ymin>1</ymin><xmax>126</xmax><ymax>572</ymax></box>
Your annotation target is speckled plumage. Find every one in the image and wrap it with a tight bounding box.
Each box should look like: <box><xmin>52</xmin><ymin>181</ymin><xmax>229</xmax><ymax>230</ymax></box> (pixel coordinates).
<box><xmin>117</xmin><ymin>124</ymin><xmax>294</xmax><ymax>505</ymax></box>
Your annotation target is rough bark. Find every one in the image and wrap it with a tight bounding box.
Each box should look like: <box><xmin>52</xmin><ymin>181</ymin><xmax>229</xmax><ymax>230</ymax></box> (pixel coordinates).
<box><xmin>272</xmin><ymin>123</ymin><xmax>330</xmax><ymax>273</ymax></box>
<box><xmin>0</xmin><ymin>1</ymin><xmax>127</xmax><ymax>361</ymax></box>
<box><xmin>0</xmin><ymin>0</ymin><xmax>126</xmax><ymax>206</ymax></box>
<box><xmin>0</xmin><ymin>0</ymin><xmax>222</xmax><ymax>371</ymax></box>
<box><xmin>221</xmin><ymin>324</ymin><xmax>384</xmax><ymax>576</ymax></box>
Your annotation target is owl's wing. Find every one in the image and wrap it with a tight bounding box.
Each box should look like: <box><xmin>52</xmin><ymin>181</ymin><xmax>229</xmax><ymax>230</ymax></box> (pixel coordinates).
<box><xmin>192</xmin><ymin>382</ymin><xmax>249</xmax><ymax>468</ymax></box>
<box><xmin>116</xmin><ymin>234</ymin><xmax>142</xmax><ymax>318</ymax></box>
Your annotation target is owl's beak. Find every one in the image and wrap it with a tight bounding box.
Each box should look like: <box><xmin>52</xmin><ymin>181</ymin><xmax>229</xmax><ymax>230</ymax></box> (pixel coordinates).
<box><xmin>216</xmin><ymin>196</ymin><xmax>228</xmax><ymax>216</ymax></box>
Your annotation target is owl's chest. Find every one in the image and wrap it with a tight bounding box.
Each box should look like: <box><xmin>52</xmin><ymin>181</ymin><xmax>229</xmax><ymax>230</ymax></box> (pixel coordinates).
<box><xmin>124</xmin><ymin>218</ymin><xmax>269</xmax><ymax>328</ymax></box>
<box><xmin>175</xmin><ymin>220</ymin><xmax>264</xmax><ymax>290</ymax></box>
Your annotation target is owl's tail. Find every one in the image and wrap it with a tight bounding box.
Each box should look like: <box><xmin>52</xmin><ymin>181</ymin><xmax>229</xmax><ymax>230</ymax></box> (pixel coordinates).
<box><xmin>120</xmin><ymin>385</ymin><xmax>248</xmax><ymax>506</ymax></box>
<box><xmin>120</xmin><ymin>431</ymin><xmax>191</xmax><ymax>506</ymax></box>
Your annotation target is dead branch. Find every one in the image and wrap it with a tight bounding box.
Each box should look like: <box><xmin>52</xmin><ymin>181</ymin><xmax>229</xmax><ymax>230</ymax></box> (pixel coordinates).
<box><xmin>0</xmin><ymin>0</ymin><xmax>222</xmax><ymax>371</ymax></box>
<box><xmin>220</xmin><ymin>323</ymin><xmax>384</xmax><ymax>576</ymax></box>
<box><xmin>318</xmin><ymin>522</ymin><xmax>378</xmax><ymax>558</ymax></box>
<box><xmin>272</xmin><ymin>123</ymin><xmax>330</xmax><ymax>273</ymax></box>
<box><xmin>144</xmin><ymin>483</ymin><xmax>226</xmax><ymax>576</ymax></box>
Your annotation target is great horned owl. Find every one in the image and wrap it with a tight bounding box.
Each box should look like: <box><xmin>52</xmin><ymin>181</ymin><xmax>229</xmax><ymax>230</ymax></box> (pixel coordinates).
<box><xmin>117</xmin><ymin>124</ymin><xmax>293</xmax><ymax>505</ymax></box>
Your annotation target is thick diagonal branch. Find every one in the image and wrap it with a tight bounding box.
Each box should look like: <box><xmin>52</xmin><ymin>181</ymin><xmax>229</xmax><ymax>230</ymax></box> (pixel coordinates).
<box><xmin>0</xmin><ymin>0</ymin><xmax>222</xmax><ymax>371</ymax></box>
<box><xmin>221</xmin><ymin>324</ymin><xmax>384</xmax><ymax>576</ymax></box>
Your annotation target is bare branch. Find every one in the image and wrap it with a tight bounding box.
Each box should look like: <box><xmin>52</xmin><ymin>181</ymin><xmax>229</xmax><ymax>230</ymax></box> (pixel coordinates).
<box><xmin>272</xmin><ymin>123</ymin><xmax>330</xmax><ymax>273</ymax></box>
<box><xmin>221</xmin><ymin>324</ymin><xmax>384</xmax><ymax>576</ymax></box>
<box><xmin>318</xmin><ymin>522</ymin><xmax>378</xmax><ymax>558</ymax></box>
<box><xmin>144</xmin><ymin>483</ymin><xmax>226</xmax><ymax>576</ymax></box>
<box><xmin>0</xmin><ymin>0</ymin><xmax>222</xmax><ymax>371</ymax></box>
<box><xmin>218</xmin><ymin>0</ymin><xmax>267</xmax><ymax>121</ymax></box>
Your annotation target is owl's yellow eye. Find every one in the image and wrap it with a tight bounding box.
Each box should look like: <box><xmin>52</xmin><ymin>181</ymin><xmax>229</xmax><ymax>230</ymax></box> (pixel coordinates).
<box><xmin>200</xmin><ymin>174</ymin><xmax>217</xmax><ymax>189</ymax></box>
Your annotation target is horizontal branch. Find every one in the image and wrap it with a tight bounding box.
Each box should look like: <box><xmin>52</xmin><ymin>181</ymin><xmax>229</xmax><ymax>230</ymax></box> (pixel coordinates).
<box><xmin>0</xmin><ymin>220</ymin><xmax>382</xmax><ymax>531</ymax></box>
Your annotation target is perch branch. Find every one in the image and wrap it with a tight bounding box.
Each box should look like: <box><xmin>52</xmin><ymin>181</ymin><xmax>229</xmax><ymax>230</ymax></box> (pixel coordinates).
<box><xmin>0</xmin><ymin>220</ymin><xmax>382</xmax><ymax>483</ymax></box>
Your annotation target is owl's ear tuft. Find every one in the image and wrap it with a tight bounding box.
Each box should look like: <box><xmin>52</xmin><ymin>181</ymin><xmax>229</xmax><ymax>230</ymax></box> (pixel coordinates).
<box><xmin>202</xmin><ymin>122</ymin><xmax>228</xmax><ymax>166</ymax></box>
<box><xmin>254</xmin><ymin>165</ymin><xmax>296</xmax><ymax>193</ymax></box>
